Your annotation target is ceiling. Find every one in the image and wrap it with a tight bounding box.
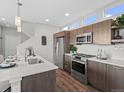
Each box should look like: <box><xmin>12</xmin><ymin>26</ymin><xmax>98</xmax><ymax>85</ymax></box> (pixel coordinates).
<box><xmin>0</xmin><ymin>0</ymin><xmax>117</xmax><ymax>27</ymax></box>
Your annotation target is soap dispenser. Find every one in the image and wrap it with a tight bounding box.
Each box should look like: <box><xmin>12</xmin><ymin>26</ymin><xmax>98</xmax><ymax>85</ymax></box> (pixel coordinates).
<box><xmin>101</xmin><ymin>49</ymin><xmax>107</xmax><ymax>60</ymax></box>
<box><xmin>97</xmin><ymin>49</ymin><xmax>101</xmax><ymax>59</ymax></box>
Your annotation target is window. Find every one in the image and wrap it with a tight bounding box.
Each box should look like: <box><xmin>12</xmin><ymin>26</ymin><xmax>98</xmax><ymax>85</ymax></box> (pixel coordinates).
<box><xmin>84</xmin><ymin>15</ymin><xmax>97</xmax><ymax>25</ymax></box>
<box><xmin>105</xmin><ymin>3</ymin><xmax>124</xmax><ymax>17</ymax></box>
<box><xmin>63</xmin><ymin>26</ymin><xmax>69</xmax><ymax>30</ymax></box>
<box><xmin>71</xmin><ymin>22</ymin><xmax>80</xmax><ymax>29</ymax></box>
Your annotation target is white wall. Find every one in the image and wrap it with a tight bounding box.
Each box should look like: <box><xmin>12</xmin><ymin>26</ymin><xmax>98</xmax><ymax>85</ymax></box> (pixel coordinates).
<box><xmin>0</xmin><ymin>27</ymin><xmax>2</xmax><ymax>54</ymax></box>
<box><xmin>2</xmin><ymin>27</ymin><xmax>21</xmax><ymax>57</ymax></box>
<box><xmin>22</xmin><ymin>21</ymin><xmax>35</xmax><ymax>37</ymax></box>
<box><xmin>33</xmin><ymin>24</ymin><xmax>59</xmax><ymax>63</ymax></box>
<box><xmin>17</xmin><ymin>23</ymin><xmax>60</xmax><ymax>63</ymax></box>
<box><xmin>1</xmin><ymin>27</ymin><xmax>29</xmax><ymax>57</ymax></box>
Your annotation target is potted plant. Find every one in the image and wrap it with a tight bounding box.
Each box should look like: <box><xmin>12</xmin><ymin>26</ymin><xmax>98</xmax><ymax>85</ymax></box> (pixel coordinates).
<box><xmin>113</xmin><ymin>14</ymin><xmax>124</xmax><ymax>39</ymax></box>
<box><xmin>115</xmin><ymin>14</ymin><xmax>124</xmax><ymax>28</ymax></box>
<box><xmin>70</xmin><ymin>45</ymin><xmax>77</xmax><ymax>54</ymax></box>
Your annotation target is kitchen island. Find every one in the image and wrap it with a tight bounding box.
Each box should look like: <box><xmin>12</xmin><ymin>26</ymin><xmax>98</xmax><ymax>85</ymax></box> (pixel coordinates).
<box><xmin>0</xmin><ymin>56</ymin><xmax>58</xmax><ymax>92</ymax></box>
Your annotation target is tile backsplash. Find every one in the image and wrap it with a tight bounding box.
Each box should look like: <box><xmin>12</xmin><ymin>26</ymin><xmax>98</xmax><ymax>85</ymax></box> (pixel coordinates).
<box><xmin>76</xmin><ymin>44</ymin><xmax>124</xmax><ymax>60</ymax></box>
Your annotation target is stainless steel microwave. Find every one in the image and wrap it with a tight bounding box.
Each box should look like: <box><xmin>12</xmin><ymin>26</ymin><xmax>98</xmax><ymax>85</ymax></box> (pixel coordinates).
<box><xmin>76</xmin><ymin>32</ymin><xmax>93</xmax><ymax>44</ymax></box>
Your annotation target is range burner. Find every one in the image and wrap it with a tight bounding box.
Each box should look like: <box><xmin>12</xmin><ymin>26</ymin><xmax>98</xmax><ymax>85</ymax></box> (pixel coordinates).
<box><xmin>74</xmin><ymin>53</ymin><xmax>95</xmax><ymax>58</ymax></box>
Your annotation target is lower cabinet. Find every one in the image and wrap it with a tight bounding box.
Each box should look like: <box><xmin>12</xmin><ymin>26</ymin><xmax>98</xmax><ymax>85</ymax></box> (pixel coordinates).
<box><xmin>87</xmin><ymin>60</ymin><xmax>106</xmax><ymax>91</ymax></box>
<box><xmin>106</xmin><ymin>65</ymin><xmax>124</xmax><ymax>92</ymax></box>
<box><xmin>64</xmin><ymin>54</ymin><xmax>72</xmax><ymax>73</ymax></box>
<box><xmin>88</xmin><ymin>60</ymin><xmax>124</xmax><ymax>92</ymax></box>
<box><xmin>21</xmin><ymin>70</ymin><xmax>56</xmax><ymax>92</ymax></box>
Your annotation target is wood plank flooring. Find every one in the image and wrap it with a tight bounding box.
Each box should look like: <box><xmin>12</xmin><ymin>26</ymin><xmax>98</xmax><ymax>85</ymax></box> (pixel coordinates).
<box><xmin>55</xmin><ymin>69</ymin><xmax>98</xmax><ymax>92</ymax></box>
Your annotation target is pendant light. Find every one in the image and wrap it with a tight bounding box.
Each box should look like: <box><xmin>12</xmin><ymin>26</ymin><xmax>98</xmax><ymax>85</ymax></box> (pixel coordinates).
<box><xmin>15</xmin><ymin>0</ymin><xmax>22</xmax><ymax>32</ymax></box>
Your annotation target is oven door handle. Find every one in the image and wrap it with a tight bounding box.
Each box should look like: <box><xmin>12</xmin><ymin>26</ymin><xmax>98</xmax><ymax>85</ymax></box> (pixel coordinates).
<box><xmin>72</xmin><ymin>60</ymin><xmax>85</xmax><ymax>64</ymax></box>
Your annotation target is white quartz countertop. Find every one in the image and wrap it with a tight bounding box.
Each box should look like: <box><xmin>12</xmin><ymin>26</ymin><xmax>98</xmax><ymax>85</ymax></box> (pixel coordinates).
<box><xmin>88</xmin><ymin>57</ymin><xmax>124</xmax><ymax>68</ymax></box>
<box><xmin>0</xmin><ymin>56</ymin><xmax>58</xmax><ymax>82</ymax></box>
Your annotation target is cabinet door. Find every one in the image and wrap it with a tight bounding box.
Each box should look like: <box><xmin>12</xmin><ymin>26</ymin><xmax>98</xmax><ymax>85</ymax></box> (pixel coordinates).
<box><xmin>64</xmin><ymin>55</ymin><xmax>72</xmax><ymax>73</ymax></box>
<box><xmin>83</xmin><ymin>25</ymin><xmax>93</xmax><ymax>33</ymax></box>
<box><xmin>106</xmin><ymin>65</ymin><xmax>124</xmax><ymax>92</ymax></box>
<box><xmin>70</xmin><ymin>30</ymin><xmax>77</xmax><ymax>45</ymax></box>
<box><xmin>88</xmin><ymin>61</ymin><xmax>106</xmax><ymax>91</ymax></box>
<box><xmin>76</xmin><ymin>27</ymin><xmax>84</xmax><ymax>35</ymax></box>
<box><xmin>21</xmin><ymin>70</ymin><xmax>56</xmax><ymax>92</ymax></box>
<box><xmin>93</xmin><ymin>20</ymin><xmax>112</xmax><ymax>44</ymax></box>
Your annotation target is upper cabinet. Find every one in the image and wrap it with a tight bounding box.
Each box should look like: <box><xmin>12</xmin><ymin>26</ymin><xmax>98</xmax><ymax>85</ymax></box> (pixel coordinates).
<box><xmin>69</xmin><ymin>19</ymin><xmax>114</xmax><ymax>45</ymax></box>
<box><xmin>83</xmin><ymin>25</ymin><xmax>93</xmax><ymax>33</ymax></box>
<box><xmin>54</xmin><ymin>31</ymin><xmax>70</xmax><ymax>53</ymax></box>
<box><xmin>70</xmin><ymin>30</ymin><xmax>77</xmax><ymax>45</ymax></box>
<box><xmin>93</xmin><ymin>19</ymin><xmax>112</xmax><ymax>45</ymax></box>
<box><xmin>69</xmin><ymin>25</ymin><xmax>93</xmax><ymax>45</ymax></box>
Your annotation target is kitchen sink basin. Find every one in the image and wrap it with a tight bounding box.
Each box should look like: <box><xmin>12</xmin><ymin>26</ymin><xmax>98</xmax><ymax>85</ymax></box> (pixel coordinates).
<box><xmin>27</xmin><ymin>57</ymin><xmax>44</xmax><ymax>64</ymax></box>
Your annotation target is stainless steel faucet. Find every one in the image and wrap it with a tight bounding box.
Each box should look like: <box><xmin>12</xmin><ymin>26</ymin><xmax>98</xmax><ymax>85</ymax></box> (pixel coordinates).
<box><xmin>25</xmin><ymin>47</ymin><xmax>35</xmax><ymax>62</ymax></box>
<box><xmin>25</xmin><ymin>48</ymin><xmax>28</xmax><ymax>62</ymax></box>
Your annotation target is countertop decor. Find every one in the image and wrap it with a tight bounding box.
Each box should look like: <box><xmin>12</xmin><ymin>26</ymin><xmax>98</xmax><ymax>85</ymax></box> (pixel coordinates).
<box><xmin>70</xmin><ymin>45</ymin><xmax>77</xmax><ymax>54</ymax></box>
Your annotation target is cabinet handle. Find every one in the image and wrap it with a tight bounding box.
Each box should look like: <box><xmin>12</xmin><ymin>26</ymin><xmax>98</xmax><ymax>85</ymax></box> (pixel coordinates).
<box><xmin>112</xmin><ymin>66</ymin><xmax>122</xmax><ymax>70</ymax></box>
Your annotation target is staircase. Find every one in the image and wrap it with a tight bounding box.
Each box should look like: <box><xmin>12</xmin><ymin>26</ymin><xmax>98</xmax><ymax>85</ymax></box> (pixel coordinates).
<box><xmin>17</xmin><ymin>21</ymin><xmax>35</xmax><ymax>57</ymax></box>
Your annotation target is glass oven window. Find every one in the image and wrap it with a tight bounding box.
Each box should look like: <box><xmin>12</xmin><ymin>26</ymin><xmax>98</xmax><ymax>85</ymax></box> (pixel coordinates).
<box><xmin>72</xmin><ymin>61</ymin><xmax>85</xmax><ymax>74</ymax></box>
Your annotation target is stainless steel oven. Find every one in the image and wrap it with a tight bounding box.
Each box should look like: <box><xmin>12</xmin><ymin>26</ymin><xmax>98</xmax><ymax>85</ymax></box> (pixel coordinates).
<box><xmin>72</xmin><ymin>60</ymin><xmax>85</xmax><ymax>75</ymax></box>
<box><xmin>71</xmin><ymin>57</ymin><xmax>87</xmax><ymax>84</ymax></box>
<box><xmin>71</xmin><ymin>53</ymin><xmax>94</xmax><ymax>84</ymax></box>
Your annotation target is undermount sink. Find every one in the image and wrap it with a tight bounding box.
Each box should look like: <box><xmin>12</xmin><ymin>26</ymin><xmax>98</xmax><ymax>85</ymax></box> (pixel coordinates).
<box><xmin>27</xmin><ymin>57</ymin><xmax>44</xmax><ymax>64</ymax></box>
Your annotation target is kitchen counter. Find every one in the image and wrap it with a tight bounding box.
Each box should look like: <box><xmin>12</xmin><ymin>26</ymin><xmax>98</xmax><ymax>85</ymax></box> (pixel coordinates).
<box><xmin>64</xmin><ymin>53</ymin><xmax>72</xmax><ymax>56</ymax></box>
<box><xmin>88</xmin><ymin>57</ymin><xmax>124</xmax><ymax>68</ymax></box>
<box><xmin>0</xmin><ymin>56</ymin><xmax>58</xmax><ymax>92</ymax></box>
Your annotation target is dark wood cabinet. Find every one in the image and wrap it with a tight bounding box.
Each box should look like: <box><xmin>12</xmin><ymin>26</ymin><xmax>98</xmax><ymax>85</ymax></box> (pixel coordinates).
<box><xmin>70</xmin><ymin>30</ymin><xmax>77</xmax><ymax>45</ymax></box>
<box><xmin>88</xmin><ymin>60</ymin><xmax>124</xmax><ymax>92</ymax></box>
<box><xmin>69</xmin><ymin>25</ymin><xmax>92</xmax><ymax>45</ymax></box>
<box><xmin>76</xmin><ymin>27</ymin><xmax>84</xmax><ymax>35</ymax></box>
<box><xmin>21</xmin><ymin>70</ymin><xmax>56</xmax><ymax>92</ymax></box>
<box><xmin>106</xmin><ymin>65</ymin><xmax>124</xmax><ymax>92</ymax></box>
<box><xmin>54</xmin><ymin>31</ymin><xmax>70</xmax><ymax>54</ymax></box>
<box><xmin>88</xmin><ymin>60</ymin><xmax>106</xmax><ymax>91</ymax></box>
<box><xmin>83</xmin><ymin>25</ymin><xmax>93</xmax><ymax>33</ymax></box>
<box><xmin>93</xmin><ymin>19</ymin><xmax>112</xmax><ymax>45</ymax></box>
<box><xmin>64</xmin><ymin>54</ymin><xmax>72</xmax><ymax>73</ymax></box>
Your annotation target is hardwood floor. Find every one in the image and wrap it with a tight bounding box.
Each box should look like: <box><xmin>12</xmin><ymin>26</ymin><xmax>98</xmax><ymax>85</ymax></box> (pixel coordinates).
<box><xmin>55</xmin><ymin>69</ymin><xmax>98</xmax><ymax>92</ymax></box>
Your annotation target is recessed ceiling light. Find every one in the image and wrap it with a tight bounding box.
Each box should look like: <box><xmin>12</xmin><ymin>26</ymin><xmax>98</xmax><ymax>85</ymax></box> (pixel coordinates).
<box><xmin>45</xmin><ymin>19</ymin><xmax>49</xmax><ymax>22</ymax></box>
<box><xmin>65</xmin><ymin>13</ymin><xmax>70</xmax><ymax>17</ymax></box>
<box><xmin>1</xmin><ymin>18</ymin><xmax>6</xmax><ymax>21</ymax></box>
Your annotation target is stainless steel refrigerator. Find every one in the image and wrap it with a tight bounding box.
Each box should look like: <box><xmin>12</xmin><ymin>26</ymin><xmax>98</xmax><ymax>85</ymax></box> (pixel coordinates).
<box><xmin>54</xmin><ymin>37</ymin><xmax>64</xmax><ymax>69</ymax></box>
